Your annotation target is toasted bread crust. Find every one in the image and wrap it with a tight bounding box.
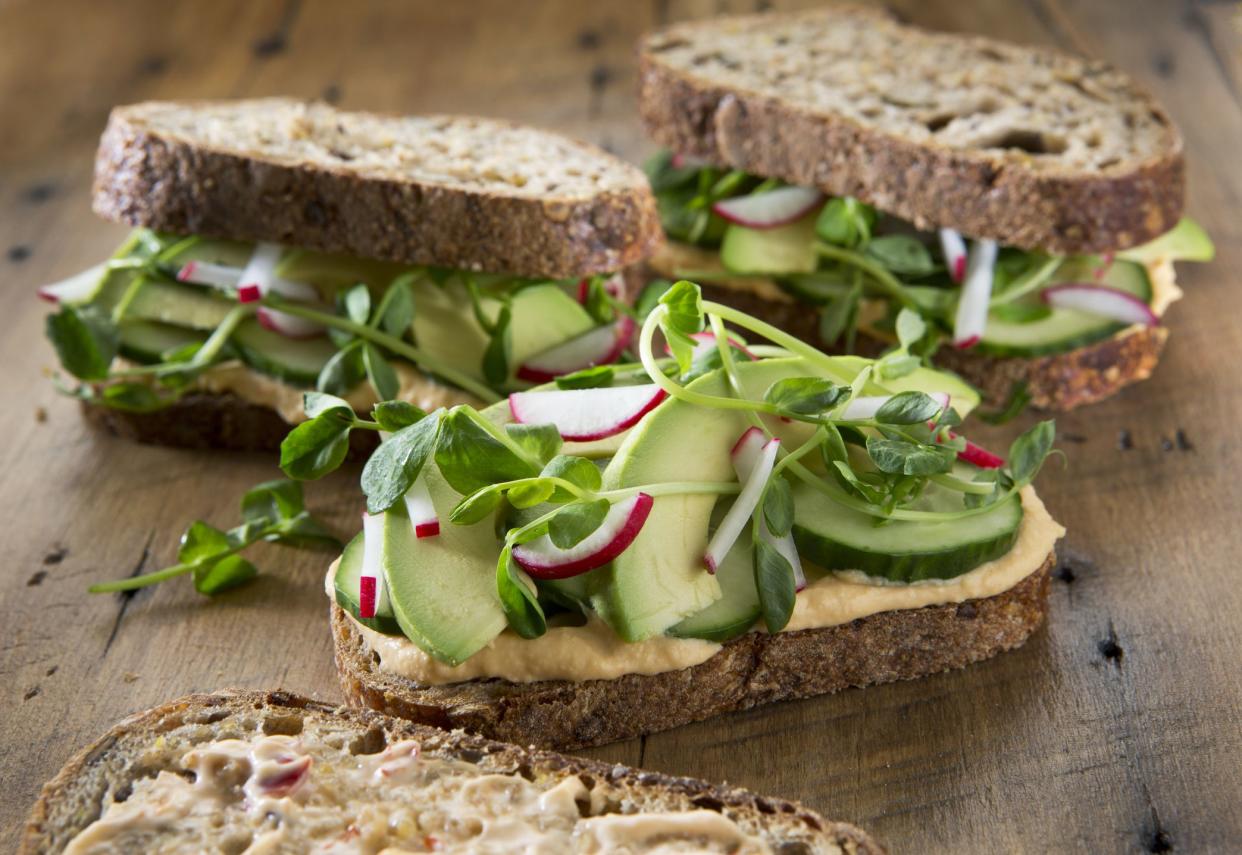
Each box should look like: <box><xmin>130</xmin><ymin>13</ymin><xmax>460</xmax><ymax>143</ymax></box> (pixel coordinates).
<box><xmin>333</xmin><ymin>555</ymin><xmax>1051</xmax><ymax>751</ymax></box>
<box><xmin>21</xmin><ymin>690</ymin><xmax>880</xmax><ymax>854</ymax></box>
<box><xmin>93</xmin><ymin>101</ymin><xmax>662</xmax><ymax>278</ymax></box>
<box><xmin>638</xmin><ymin>10</ymin><xmax>1184</xmax><ymax>254</ymax></box>
<box><xmin>79</xmin><ymin>394</ymin><xmax>379</xmax><ymax>453</ymax></box>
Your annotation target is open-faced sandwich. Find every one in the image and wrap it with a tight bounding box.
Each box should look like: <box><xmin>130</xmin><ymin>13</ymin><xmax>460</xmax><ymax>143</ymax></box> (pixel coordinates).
<box><xmin>638</xmin><ymin>6</ymin><xmax>1213</xmax><ymax>411</ymax></box>
<box><xmin>21</xmin><ymin>690</ymin><xmax>880</xmax><ymax>853</ymax></box>
<box><xmin>39</xmin><ymin>98</ymin><xmax>660</xmax><ymax>449</ymax></box>
<box><xmin>303</xmin><ymin>282</ymin><xmax>1065</xmax><ymax>750</ymax></box>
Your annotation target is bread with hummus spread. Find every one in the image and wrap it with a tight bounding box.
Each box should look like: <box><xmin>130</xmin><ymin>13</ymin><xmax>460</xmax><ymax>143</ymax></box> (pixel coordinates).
<box><xmin>303</xmin><ymin>281</ymin><xmax>1064</xmax><ymax>750</ymax></box>
<box><xmin>637</xmin><ymin>7</ymin><xmax>1213</xmax><ymax>411</ymax></box>
<box><xmin>39</xmin><ymin>98</ymin><xmax>660</xmax><ymax>450</ymax></box>
<box><xmin>21</xmin><ymin>689</ymin><xmax>880</xmax><ymax>854</ymax></box>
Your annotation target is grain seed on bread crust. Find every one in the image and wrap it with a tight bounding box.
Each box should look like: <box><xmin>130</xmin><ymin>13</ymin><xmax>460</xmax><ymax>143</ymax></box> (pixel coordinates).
<box><xmin>333</xmin><ymin>554</ymin><xmax>1052</xmax><ymax>751</ymax></box>
<box><xmin>21</xmin><ymin>690</ymin><xmax>881</xmax><ymax>855</ymax></box>
<box><xmin>638</xmin><ymin>7</ymin><xmax>1184</xmax><ymax>254</ymax></box>
<box><xmin>93</xmin><ymin>99</ymin><xmax>662</xmax><ymax>279</ymax></box>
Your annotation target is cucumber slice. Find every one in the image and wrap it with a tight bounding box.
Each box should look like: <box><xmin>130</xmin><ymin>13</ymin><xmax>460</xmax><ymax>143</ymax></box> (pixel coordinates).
<box><xmin>231</xmin><ymin>318</ymin><xmax>338</xmax><ymax>386</ymax></box>
<box><xmin>791</xmin><ymin>483</ymin><xmax>1023</xmax><ymax>582</ymax></box>
<box><xmin>117</xmin><ymin>321</ymin><xmax>206</xmax><ymax>364</ymax></box>
<box><xmin>668</xmin><ymin>527</ymin><xmax>759</xmax><ymax>642</ymax></box>
<box><xmin>334</xmin><ymin>532</ymin><xmax>401</xmax><ymax>634</ymax></box>
<box><xmin>720</xmin><ymin>212</ymin><xmax>819</xmax><ymax>275</ymax></box>
<box><xmin>116</xmin><ymin>279</ymin><xmax>238</xmax><ymax>330</ymax></box>
<box><xmin>977</xmin><ymin>258</ymin><xmax>1152</xmax><ymax>358</ymax></box>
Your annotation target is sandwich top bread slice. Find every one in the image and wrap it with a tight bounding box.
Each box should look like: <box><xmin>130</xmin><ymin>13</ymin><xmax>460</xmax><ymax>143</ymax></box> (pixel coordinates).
<box><xmin>22</xmin><ymin>690</ymin><xmax>880</xmax><ymax>854</ymax></box>
<box><xmin>40</xmin><ymin>99</ymin><xmax>660</xmax><ymax>449</ymax></box>
<box><xmin>290</xmin><ymin>282</ymin><xmax>1065</xmax><ymax>750</ymax></box>
<box><xmin>637</xmin><ymin>7</ymin><xmax>1213</xmax><ymax>411</ymax></box>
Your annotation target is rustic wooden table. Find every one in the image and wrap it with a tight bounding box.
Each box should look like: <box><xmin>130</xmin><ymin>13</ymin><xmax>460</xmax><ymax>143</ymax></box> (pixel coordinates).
<box><xmin>2</xmin><ymin>0</ymin><xmax>1239</xmax><ymax>851</ymax></box>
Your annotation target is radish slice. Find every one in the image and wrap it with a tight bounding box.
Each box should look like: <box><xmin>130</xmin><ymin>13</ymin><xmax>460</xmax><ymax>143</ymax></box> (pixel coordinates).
<box><xmin>666</xmin><ymin>330</ymin><xmax>757</xmax><ymax>363</ymax></box>
<box><xmin>38</xmin><ymin>264</ymin><xmax>106</xmax><ymax>304</ymax></box>
<box><xmin>731</xmin><ymin>427</ymin><xmax>806</xmax><ymax>591</ymax></box>
<box><xmin>515</xmin><ymin>316</ymin><xmax>635</xmax><ymax>383</ymax></box>
<box><xmin>512</xmin><ymin>493</ymin><xmax>654</xmax><ymax>579</ymax></box>
<box><xmin>841</xmin><ymin>392</ymin><xmax>950</xmax><ymax>421</ymax></box>
<box><xmin>509</xmin><ymin>384</ymin><xmax>666</xmax><ymax>442</ymax></box>
<box><xmin>704</xmin><ymin>433</ymin><xmax>780</xmax><ymax>573</ymax></box>
<box><xmin>403</xmin><ymin>475</ymin><xmax>440</xmax><ymax>538</ymax></box>
<box><xmin>238</xmin><ymin>284</ymin><xmax>262</xmax><ymax>303</ymax></box>
<box><xmin>239</xmin><ymin>242</ymin><xmax>319</xmax><ymax>302</ymax></box>
<box><xmin>359</xmin><ymin>512</ymin><xmax>388</xmax><ymax>619</ymax></box>
<box><xmin>257</xmin><ymin>307</ymin><xmax>326</xmax><ymax>339</ymax></box>
<box><xmin>177</xmin><ymin>260</ymin><xmax>243</xmax><ymax>290</ymax></box>
<box><xmin>1042</xmin><ymin>283</ymin><xmax>1158</xmax><ymax>327</ymax></box>
<box><xmin>939</xmin><ymin>228</ymin><xmax>968</xmax><ymax>283</ymax></box>
<box><xmin>952</xmin><ymin>238</ymin><xmax>998</xmax><ymax>348</ymax></box>
<box><xmin>576</xmin><ymin>272</ymin><xmax>625</xmax><ymax>304</ymax></box>
<box><xmin>957</xmin><ymin>438</ymin><xmax>1005</xmax><ymax>469</ymax></box>
<box><xmin>713</xmin><ymin>186</ymin><xmax>824</xmax><ymax>229</ymax></box>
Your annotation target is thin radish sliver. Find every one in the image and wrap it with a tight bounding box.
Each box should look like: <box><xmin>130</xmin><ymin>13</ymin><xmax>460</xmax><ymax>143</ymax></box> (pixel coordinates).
<box><xmin>731</xmin><ymin>428</ymin><xmax>806</xmax><ymax>591</ymax></box>
<box><xmin>704</xmin><ymin>433</ymin><xmax>780</xmax><ymax>572</ymax></box>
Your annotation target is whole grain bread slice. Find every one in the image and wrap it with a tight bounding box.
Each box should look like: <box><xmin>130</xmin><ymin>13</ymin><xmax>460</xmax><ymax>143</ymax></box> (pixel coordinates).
<box><xmin>643</xmin><ymin>244</ymin><xmax>1167</xmax><ymax>411</ymax></box>
<box><xmin>639</xmin><ymin>6</ymin><xmax>1183</xmax><ymax>253</ymax></box>
<box><xmin>20</xmin><ymin>690</ymin><xmax>879</xmax><ymax>855</ymax></box>
<box><xmin>93</xmin><ymin>99</ymin><xmax>661</xmax><ymax>278</ymax></box>
<box><xmin>334</xmin><ymin>554</ymin><xmax>1052</xmax><ymax>752</ymax></box>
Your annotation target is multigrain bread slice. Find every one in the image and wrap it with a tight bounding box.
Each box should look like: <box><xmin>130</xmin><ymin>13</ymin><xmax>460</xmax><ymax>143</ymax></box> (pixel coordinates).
<box><xmin>639</xmin><ymin>6</ymin><xmax>1184</xmax><ymax>253</ymax></box>
<box><xmin>643</xmin><ymin>245</ymin><xmax>1169</xmax><ymax>411</ymax></box>
<box><xmin>20</xmin><ymin>690</ymin><xmax>880</xmax><ymax>854</ymax></box>
<box><xmin>94</xmin><ymin>98</ymin><xmax>662</xmax><ymax>278</ymax></box>
<box><xmin>334</xmin><ymin>554</ymin><xmax>1052</xmax><ymax>752</ymax></box>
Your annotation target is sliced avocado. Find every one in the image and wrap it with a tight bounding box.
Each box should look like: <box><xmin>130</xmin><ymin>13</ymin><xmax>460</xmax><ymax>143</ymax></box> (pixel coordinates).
<box><xmin>667</xmin><ymin>525</ymin><xmax>760</xmax><ymax>642</ymax></box>
<box><xmin>231</xmin><ymin>318</ymin><xmax>338</xmax><ymax>386</ymax></box>
<box><xmin>792</xmin><ymin>483</ymin><xmax>1022</xmax><ymax>582</ymax></box>
<box><xmin>977</xmin><ymin>258</ymin><xmax>1152</xmax><ymax>358</ymax></box>
<box><xmin>591</xmin><ymin>359</ymin><xmax>825</xmax><ymax>642</ymax></box>
<box><xmin>334</xmin><ymin>532</ymin><xmax>401</xmax><ymax>634</ymax></box>
<box><xmin>412</xmin><ymin>279</ymin><xmax>595</xmax><ymax>385</ymax></box>
<box><xmin>819</xmin><ymin>355</ymin><xmax>982</xmax><ymax>418</ymax></box>
<box><xmin>381</xmin><ymin>462</ymin><xmax>508</xmax><ymax>665</ymax></box>
<box><xmin>117</xmin><ymin>321</ymin><xmax>206</xmax><ymax>364</ymax></box>
<box><xmin>720</xmin><ymin>211</ymin><xmax>819</xmax><ymax>275</ymax></box>
<box><xmin>161</xmin><ymin>236</ymin><xmax>254</xmax><ymax>269</ymax></box>
<box><xmin>1118</xmin><ymin>217</ymin><xmax>1214</xmax><ymax>264</ymax></box>
<box><xmin>276</xmin><ymin>248</ymin><xmax>410</xmax><ymax>294</ymax></box>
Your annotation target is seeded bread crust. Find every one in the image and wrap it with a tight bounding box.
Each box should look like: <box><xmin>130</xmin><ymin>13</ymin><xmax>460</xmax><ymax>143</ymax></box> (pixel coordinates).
<box><xmin>333</xmin><ymin>554</ymin><xmax>1051</xmax><ymax>752</ymax></box>
<box><xmin>638</xmin><ymin>7</ymin><xmax>1184</xmax><ymax>253</ymax></box>
<box><xmin>20</xmin><ymin>690</ymin><xmax>880</xmax><ymax>855</ymax></box>
<box><xmin>93</xmin><ymin>99</ymin><xmax>662</xmax><ymax>278</ymax></box>
<box><xmin>644</xmin><ymin>245</ymin><xmax>1167</xmax><ymax>411</ymax></box>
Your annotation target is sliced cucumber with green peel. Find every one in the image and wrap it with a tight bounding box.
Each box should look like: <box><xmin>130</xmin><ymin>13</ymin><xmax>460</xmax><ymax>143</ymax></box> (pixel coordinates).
<box><xmin>334</xmin><ymin>532</ymin><xmax>400</xmax><ymax>635</ymax></box>
<box><xmin>720</xmin><ymin>212</ymin><xmax>819</xmax><ymax>275</ymax></box>
<box><xmin>232</xmin><ymin>318</ymin><xmax>338</xmax><ymax>386</ymax></box>
<box><xmin>977</xmin><ymin>259</ymin><xmax>1152</xmax><ymax>358</ymax></box>
<box><xmin>792</xmin><ymin>482</ymin><xmax>1023</xmax><ymax>582</ymax></box>
<box><xmin>117</xmin><ymin>321</ymin><xmax>206</xmax><ymax>364</ymax></box>
<box><xmin>668</xmin><ymin>526</ymin><xmax>759</xmax><ymax>642</ymax></box>
<box><xmin>108</xmin><ymin>278</ymin><xmax>239</xmax><ymax>330</ymax></box>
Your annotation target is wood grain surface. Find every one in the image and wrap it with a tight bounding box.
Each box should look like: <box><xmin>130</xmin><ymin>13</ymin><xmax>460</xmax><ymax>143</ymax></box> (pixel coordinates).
<box><xmin>1</xmin><ymin>1</ymin><xmax>1239</xmax><ymax>851</ymax></box>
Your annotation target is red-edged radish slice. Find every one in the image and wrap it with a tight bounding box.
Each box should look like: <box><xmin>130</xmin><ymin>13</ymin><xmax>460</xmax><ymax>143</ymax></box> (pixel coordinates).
<box><xmin>511</xmin><ymin>493</ymin><xmax>654</xmax><ymax>579</ymax></box>
<box><xmin>508</xmin><ymin>384</ymin><xmax>666</xmax><ymax>442</ymax></box>
<box><xmin>731</xmin><ymin>427</ymin><xmax>806</xmax><ymax>591</ymax></box>
<box><xmin>576</xmin><ymin>272</ymin><xmax>625</xmax><ymax>305</ymax></box>
<box><xmin>257</xmin><ymin>307</ymin><xmax>326</xmax><ymax>339</ymax></box>
<box><xmin>952</xmin><ymin>238</ymin><xmax>998</xmax><ymax>348</ymax></box>
<box><xmin>515</xmin><ymin>316</ymin><xmax>635</xmax><ymax>383</ymax></box>
<box><xmin>938</xmin><ymin>228</ymin><xmax>968</xmax><ymax>283</ymax></box>
<box><xmin>841</xmin><ymin>392</ymin><xmax>950</xmax><ymax>422</ymax></box>
<box><xmin>666</xmin><ymin>330</ymin><xmax>758</xmax><ymax>363</ymax></box>
<box><xmin>177</xmin><ymin>260</ymin><xmax>243</xmax><ymax>290</ymax></box>
<box><xmin>237</xmin><ymin>284</ymin><xmax>262</xmax><ymax>303</ymax></box>
<box><xmin>1042</xmin><ymin>283</ymin><xmax>1158</xmax><ymax>327</ymax></box>
<box><xmin>704</xmin><ymin>433</ymin><xmax>780</xmax><ymax>573</ymax></box>
<box><xmin>403</xmin><ymin>475</ymin><xmax>440</xmax><ymax>538</ymax></box>
<box><xmin>957</xmin><ymin>438</ymin><xmax>1005</xmax><ymax>469</ymax></box>
<box><xmin>713</xmin><ymin>186</ymin><xmax>824</xmax><ymax>229</ymax></box>
<box><xmin>359</xmin><ymin>512</ymin><xmax>387</xmax><ymax>619</ymax></box>
<box><xmin>239</xmin><ymin>242</ymin><xmax>319</xmax><ymax>302</ymax></box>
<box><xmin>37</xmin><ymin>264</ymin><xmax>106</xmax><ymax>304</ymax></box>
